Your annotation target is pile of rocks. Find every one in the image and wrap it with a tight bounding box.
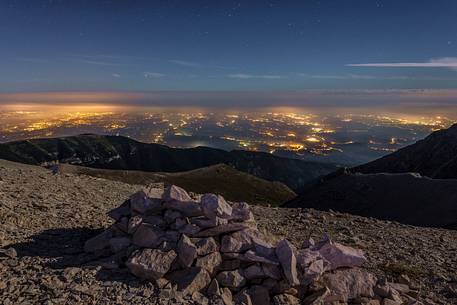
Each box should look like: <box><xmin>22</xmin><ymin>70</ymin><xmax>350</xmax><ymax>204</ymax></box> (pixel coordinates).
<box><xmin>84</xmin><ymin>185</ymin><xmax>414</xmax><ymax>305</ymax></box>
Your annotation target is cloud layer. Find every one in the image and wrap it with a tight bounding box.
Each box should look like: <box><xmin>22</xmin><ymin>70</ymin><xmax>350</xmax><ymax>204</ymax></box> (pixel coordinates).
<box><xmin>347</xmin><ymin>57</ymin><xmax>457</xmax><ymax>68</ymax></box>
<box><xmin>228</xmin><ymin>74</ymin><xmax>286</xmax><ymax>79</ymax></box>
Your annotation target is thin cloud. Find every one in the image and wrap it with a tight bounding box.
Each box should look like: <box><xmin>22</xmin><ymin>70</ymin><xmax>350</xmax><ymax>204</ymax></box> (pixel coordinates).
<box><xmin>228</xmin><ymin>74</ymin><xmax>286</xmax><ymax>79</ymax></box>
<box><xmin>143</xmin><ymin>72</ymin><xmax>165</xmax><ymax>78</ymax></box>
<box><xmin>112</xmin><ymin>73</ymin><xmax>121</xmax><ymax>78</ymax></box>
<box><xmin>77</xmin><ymin>59</ymin><xmax>124</xmax><ymax>66</ymax></box>
<box><xmin>169</xmin><ymin>59</ymin><xmax>201</xmax><ymax>68</ymax></box>
<box><xmin>347</xmin><ymin>57</ymin><xmax>457</xmax><ymax>69</ymax></box>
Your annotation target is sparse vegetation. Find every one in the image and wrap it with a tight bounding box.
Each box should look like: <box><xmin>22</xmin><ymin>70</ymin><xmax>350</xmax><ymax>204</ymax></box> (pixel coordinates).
<box><xmin>380</xmin><ymin>262</ymin><xmax>425</xmax><ymax>278</ymax></box>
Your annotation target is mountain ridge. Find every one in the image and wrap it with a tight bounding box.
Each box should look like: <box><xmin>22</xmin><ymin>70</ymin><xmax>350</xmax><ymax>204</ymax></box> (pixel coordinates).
<box><xmin>355</xmin><ymin>123</ymin><xmax>457</xmax><ymax>178</ymax></box>
<box><xmin>0</xmin><ymin>134</ymin><xmax>338</xmax><ymax>192</ymax></box>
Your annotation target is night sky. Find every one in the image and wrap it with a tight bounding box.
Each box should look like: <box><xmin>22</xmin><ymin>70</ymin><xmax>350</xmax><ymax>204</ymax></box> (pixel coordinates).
<box><xmin>1</xmin><ymin>0</ymin><xmax>457</xmax><ymax>92</ymax></box>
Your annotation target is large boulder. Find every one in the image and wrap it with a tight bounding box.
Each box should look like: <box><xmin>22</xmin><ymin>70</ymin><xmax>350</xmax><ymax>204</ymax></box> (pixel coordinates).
<box><xmin>126</xmin><ymin>249</ymin><xmax>177</xmax><ymax>280</ymax></box>
<box><xmin>162</xmin><ymin>185</ymin><xmax>193</xmax><ymax>202</ymax></box>
<box><xmin>130</xmin><ymin>190</ymin><xmax>162</xmax><ymax>215</ymax></box>
<box><xmin>201</xmin><ymin>193</ymin><xmax>233</xmax><ymax>219</ymax></box>
<box><xmin>322</xmin><ymin>267</ymin><xmax>377</xmax><ymax>302</ymax></box>
<box><xmin>132</xmin><ymin>223</ymin><xmax>164</xmax><ymax>248</ymax></box>
<box><xmin>315</xmin><ymin>239</ymin><xmax>367</xmax><ymax>270</ymax></box>
<box><xmin>229</xmin><ymin>202</ymin><xmax>254</xmax><ymax>222</ymax></box>
<box><xmin>196</xmin><ymin>252</ymin><xmax>222</xmax><ymax>274</ymax></box>
<box><xmin>177</xmin><ymin>234</ymin><xmax>198</xmax><ymax>267</ymax></box>
<box><xmin>194</xmin><ymin>237</ymin><xmax>219</xmax><ymax>256</ymax></box>
<box><xmin>220</xmin><ymin>229</ymin><xmax>267</xmax><ymax>253</ymax></box>
<box><xmin>275</xmin><ymin>240</ymin><xmax>300</xmax><ymax>286</ymax></box>
<box><xmin>167</xmin><ymin>267</ymin><xmax>211</xmax><ymax>295</ymax></box>
<box><xmin>217</xmin><ymin>270</ymin><xmax>247</xmax><ymax>290</ymax></box>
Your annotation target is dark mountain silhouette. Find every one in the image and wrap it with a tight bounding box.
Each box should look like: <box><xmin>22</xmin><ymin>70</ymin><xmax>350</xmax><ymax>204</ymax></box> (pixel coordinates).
<box><xmin>355</xmin><ymin>123</ymin><xmax>457</xmax><ymax>178</ymax></box>
<box><xmin>0</xmin><ymin>134</ymin><xmax>338</xmax><ymax>192</ymax></box>
<box><xmin>285</xmin><ymin>124</ymin><xmax>457</xmax><ymax>228</ymax></box>
<box><xmin>285</xmin><ymin>169</ymin><xmax>457</xmax><ymax>228</ymax></box>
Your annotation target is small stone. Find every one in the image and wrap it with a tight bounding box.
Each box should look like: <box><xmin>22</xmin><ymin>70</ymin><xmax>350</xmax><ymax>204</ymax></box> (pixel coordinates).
<box><xmin>301</xmin><ymin>237</ymin><xmax>315</xmax><ymax>249</ymax></box>
<box><xmin>195</xmin><ymin>252</ymin><xmax>222</xmax><ymax>274</ymax></box>
<box><xmin>127</xmin><ymin>215</ymin><xmax>143</xmax><ymax>234</ymax></box>
<box><xmin>109</xmin><ymin>237</ymin><xmax>131</xmax><ymax>253</ymax></box>
<box><xmin>296</xmin><ymin>248</ymin><xmax>324</xmax><ymax>268</ymax></box>
<box><xmin>177</xmin><ymin>234</ymin><xmax>198</xmax><ymax>267</ymax></box>
<box><xmin>207</xmin><ymin>279</ymin><xmax>220</xmax><ymax>296</ymax></box>
<box><xmin>382</xmin><ymin>299</ymin><xmax>402</xmax><ymax>305</ymax></box>
<box><xmin>162</xmin><ymin>185</ymin><xmax>193</xmax><ymax>202</ymax></box>
<box><xmin>192</xmin><ymin>291</ymin><xmax>209</xmax><ymax>305</ymax></box>
<box><xmin>230</xmin><ymin>202</ymin><xmax>254</xmax><ymax>222</ymax></box>
<box><xmin>217</xmin><ymin>270</ymin><xmax>247</xmax><ymax>290</ymax></box>
<box><xmin>220</xmin><ymin>287</ymin><xmax>234</xmax><ymax>305</ymax></box>
<box><xmin>166</xmin><ymin>267</ymin><xmax>211</xmax><ymax>295</ymax></box>
<box><xmin>0</xmin><ymin>247</ymin><xmax>17</xmax><ymax>258</ymax></box>
<box><xmin>201</xmin><ymin>193</ymin><xmax>233</xmax><ymax>219</ymax></box>
<box><xmin>126</xmin><ymin>249</ymin><xmax>176</xmax><ymax>280</ymax></box>
<box><xmin>273</xmin><ymin>294</ymin><xmax>300</xmax><ymax>305</ymax></box>
<box><xmin>194</xmin><ymin>237</ymin><xmax>219</xmax><ymax>256</ymax></box>
<box><xmin>397</xmin><ymin>274</ymin><xmax>411</xmax><ymax>286</ymax></box>
<box><xmin>275</xmin><ymin>240</ymin><xmax>300</xmax><ymax>286</ymax></box>
<box><xmin>155</xmin><ymin>278</ymin><xmax>170</xmax><ymax>289</ymax></box>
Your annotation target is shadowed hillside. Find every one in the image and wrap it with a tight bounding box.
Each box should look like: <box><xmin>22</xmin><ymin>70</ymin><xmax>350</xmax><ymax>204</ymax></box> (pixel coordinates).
<box><xmin>284</xmin><ymin>170</ymin><xmax>457</xmax><ymax>228</ymax></box>
<box><xmin>0</xmin><ymin>134</ymin><xmax>338</xmax><ymax>192</ymax></box>
<box><xmin>355</xmin><ymin>123</ymin><xmax>457</xmax><ymax>178</ymax></box>
<box><xmin>57</xmin><ymin>163</ymin><xmax>296</xmax><ymax>206</ymax></box>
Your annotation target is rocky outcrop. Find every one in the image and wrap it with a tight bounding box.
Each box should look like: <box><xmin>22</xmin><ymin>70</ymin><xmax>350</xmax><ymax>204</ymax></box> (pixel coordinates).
<box><xmin>83</xmin><ymin>184</ymin><xmax>419</xmax><ymax>304</ymax></box>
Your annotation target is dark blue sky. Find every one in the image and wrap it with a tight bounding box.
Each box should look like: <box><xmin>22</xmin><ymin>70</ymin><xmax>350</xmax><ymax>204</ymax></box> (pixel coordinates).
<box><xmin>1</xmin><ymin>0</ymin><xmax>456</xmax><ymax>92</ymax></box>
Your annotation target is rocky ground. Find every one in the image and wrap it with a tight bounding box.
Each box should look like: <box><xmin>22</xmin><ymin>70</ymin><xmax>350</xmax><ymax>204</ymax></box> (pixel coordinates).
<box><xmin>1</xmin><ymin>159</ymin><xmax>456</xmax><ymax>304</ymax></box>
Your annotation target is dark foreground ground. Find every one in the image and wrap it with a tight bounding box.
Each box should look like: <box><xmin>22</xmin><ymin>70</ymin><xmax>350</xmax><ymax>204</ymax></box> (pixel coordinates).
<box><xmin>0</xmin><ymin>159</ymin><xmax>456</xmax><ymax>304</ymax></box>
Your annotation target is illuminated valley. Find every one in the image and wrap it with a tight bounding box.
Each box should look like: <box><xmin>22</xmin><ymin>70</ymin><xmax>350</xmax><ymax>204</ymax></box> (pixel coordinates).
<box><xmin>0</xmin><ymin>104</ymin><xmax>453</xmax><ymax>165</ymax></box>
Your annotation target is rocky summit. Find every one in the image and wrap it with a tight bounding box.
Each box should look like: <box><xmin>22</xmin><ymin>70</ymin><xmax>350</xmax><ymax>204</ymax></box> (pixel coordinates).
<box><xmin>83</xmin><ymin>184</ymin><xmax>423</xmax><ymax>305</ymax></box>
<box><xmin>1</xmin><ymin>159</ymin><xmax>456</xmax><ymax>305</ymax></box>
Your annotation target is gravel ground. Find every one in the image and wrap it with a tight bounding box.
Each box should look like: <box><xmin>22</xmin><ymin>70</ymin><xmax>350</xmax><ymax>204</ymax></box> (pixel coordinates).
<box><xmin>0</xmin><ymin>159</ymin><xmax>456</xmax><ymax>304</ymax></box>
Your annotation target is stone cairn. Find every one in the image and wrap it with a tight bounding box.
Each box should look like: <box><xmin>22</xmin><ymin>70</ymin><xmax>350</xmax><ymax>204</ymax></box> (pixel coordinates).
<box><xmin>84</xmin><ymin>185</ymin><xmax>413</xmax><ymax>305</ymax></box>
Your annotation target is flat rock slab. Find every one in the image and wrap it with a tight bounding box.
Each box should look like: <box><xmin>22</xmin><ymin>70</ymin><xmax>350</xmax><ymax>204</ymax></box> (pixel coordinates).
<box><xmin>275</xmin><ymin>240</ymin><xmax>299</xmax><ymax>286</ymax></box>
<box><xmin>195</xmin><ymin>223</ymin><xmax>251</xmax><ymax>237</ymax></box>
<box><xmin>164</xmin><ymin>200</ymin><xmax>203</xmax><ymax>217</ymax></box>
<box><xmin>127</xmin><ymin>249</ymin><xmax>177</xmax><ymax>280</ymax></box>
<box><xmin>323</xmin><ymin>267</ymin><xmax>377</xmax><ymax>302</ymax></box>
<box><xmin>166</xmin><ymin>267</ymin><xmax>211</xmax><ymax>295</ymax></box>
